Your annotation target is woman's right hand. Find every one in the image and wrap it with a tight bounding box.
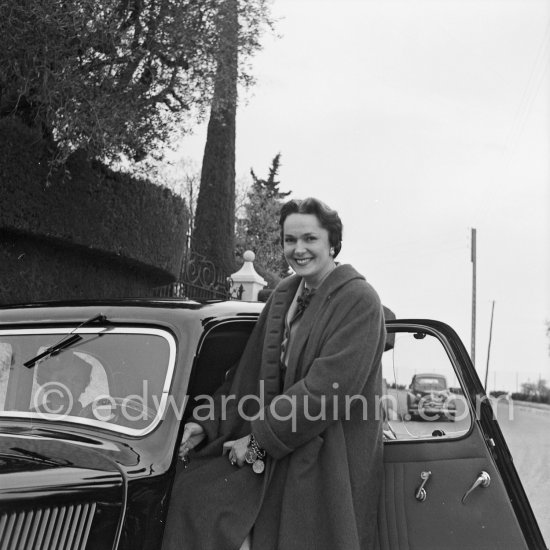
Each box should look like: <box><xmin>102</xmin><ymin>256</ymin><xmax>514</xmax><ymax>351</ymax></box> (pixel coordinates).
<box><xmin>178</xmin><ymin>422</ymin><xmax>206</xmax><ymax>460</ymax></box>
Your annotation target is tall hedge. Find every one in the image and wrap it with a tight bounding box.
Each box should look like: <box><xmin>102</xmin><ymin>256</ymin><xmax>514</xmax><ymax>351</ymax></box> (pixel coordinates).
<box><xmin>0</xmin><ymin>118</ymin><xmax>188</xmax><ymax>303</ymax></box>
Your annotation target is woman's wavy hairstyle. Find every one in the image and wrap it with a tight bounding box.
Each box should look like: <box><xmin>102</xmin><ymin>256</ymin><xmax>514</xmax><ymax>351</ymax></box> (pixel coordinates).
<box><xmin>279</xmin><ymin>197</ymin><xmax>343</xmax><ymax>258</ymax></box>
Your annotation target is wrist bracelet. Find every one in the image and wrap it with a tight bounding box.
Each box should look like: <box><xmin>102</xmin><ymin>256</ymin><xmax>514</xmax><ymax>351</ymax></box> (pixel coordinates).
<box><xmin>246</xmin><ymin>433</ymin><xmax>266</xmax><ymax>474</ymax></box>
<box><xmin>249</xmin><ymin>434</ymin><xmax>266</xmax><ymax>458</ymax></box>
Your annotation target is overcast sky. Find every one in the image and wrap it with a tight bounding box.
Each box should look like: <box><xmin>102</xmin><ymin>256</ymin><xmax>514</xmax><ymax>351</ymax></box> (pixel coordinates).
<box><xmin>178</xmin><ymin>0</ymin><xmax>550</xmax><ymax>392</ymax></box>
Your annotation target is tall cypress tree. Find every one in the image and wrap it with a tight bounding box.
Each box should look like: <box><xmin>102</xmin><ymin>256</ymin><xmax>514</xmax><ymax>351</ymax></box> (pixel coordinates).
<box><xmin>192</xmin><ymin>0</ymin><xmax>238</xmax><ymax>276</ymax></box>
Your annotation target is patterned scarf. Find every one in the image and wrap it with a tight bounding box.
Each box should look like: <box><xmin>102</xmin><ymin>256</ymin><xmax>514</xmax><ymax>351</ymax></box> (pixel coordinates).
<box><xmin>295</xmin><ymin>287</ymin><xmax>315</xmax><ymax>317</ymax></box>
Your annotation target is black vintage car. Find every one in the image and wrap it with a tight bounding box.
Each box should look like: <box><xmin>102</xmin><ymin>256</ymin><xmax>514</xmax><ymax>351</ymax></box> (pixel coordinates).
<box><xmin>406</xmin><ymin>373</ymin><xmax>457</xmax><ymax>421</ymax></box>
<box><xmin>0</xmin><ymin>299</ymin><xmax>546</xmax><ymax>550</ymax></box>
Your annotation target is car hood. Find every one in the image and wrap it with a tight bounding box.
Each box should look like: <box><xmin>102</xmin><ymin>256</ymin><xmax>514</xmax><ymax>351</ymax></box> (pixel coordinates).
<box><xmin>0</xmin><ymin>433</ymin><xmax>123</xmax><ymax>504</ymax></box>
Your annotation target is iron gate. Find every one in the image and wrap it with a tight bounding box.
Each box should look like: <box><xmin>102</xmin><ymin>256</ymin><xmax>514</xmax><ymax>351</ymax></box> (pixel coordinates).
<box><xmin>152</xmin><ymin>250</ymin><xmax>242</xmax><ymax>301</ymax></box>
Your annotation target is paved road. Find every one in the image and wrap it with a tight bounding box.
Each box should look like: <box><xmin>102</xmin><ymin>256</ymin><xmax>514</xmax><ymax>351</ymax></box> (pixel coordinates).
<box><xmin>496</xmin><ymin>400</ymin><xmax>550</xmax><ymax>546</ymax></box>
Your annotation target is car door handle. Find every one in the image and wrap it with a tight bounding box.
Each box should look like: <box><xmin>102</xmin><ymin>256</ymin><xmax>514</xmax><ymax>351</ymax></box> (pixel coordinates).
<box><xmin>461</xmin><ymin>471</ymin><xmax>491</xmax><ymax>504</ymax></box>
<box><xmin>415</xmin><ymin>471</ymin><xmax>432</xmax><ymax>502</ymax></box>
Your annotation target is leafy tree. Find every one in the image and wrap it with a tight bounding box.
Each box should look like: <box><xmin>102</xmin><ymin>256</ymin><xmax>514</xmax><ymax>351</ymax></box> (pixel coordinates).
<box><xmin>0</xmin><ymin>0</ymin><xmax>272</xmax><ymax>164</ymax></box>
<box><xmin>236</xmin><ymin>153</ymin><xmax>291</xmax><ymax>280</ymax></box>
<box><xmin>520</xmin><ymin>382</ymin><xmax>537</xmax><ymax>398</ymax></box>
<box><xmin>518</xmin><ymin>379</ymin><xmax>549</xmax><ymax>403</ymax></box>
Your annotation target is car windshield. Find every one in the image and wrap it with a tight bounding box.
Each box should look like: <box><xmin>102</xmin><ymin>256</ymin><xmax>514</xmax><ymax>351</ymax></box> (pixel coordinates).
<box><xmin>414</xmin><ymin>377</ymin><xmax>446</xmax><ymax>391</ymax></box>
<box><xmin>0</xmin><ymin>327</ymin><xmax>176</xmax><ymax>436</ymax></box>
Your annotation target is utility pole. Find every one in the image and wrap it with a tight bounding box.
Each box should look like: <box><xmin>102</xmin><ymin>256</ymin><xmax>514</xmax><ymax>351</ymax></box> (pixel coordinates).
<box><xmin>484</xmin><ymin>300</ymin><xmax>495</xmax><ymax>391</ymax></box>
<box><xmin>471</xmin><ymin>228</ymin><xmax>477</xmax><ymax>367</ymax></box>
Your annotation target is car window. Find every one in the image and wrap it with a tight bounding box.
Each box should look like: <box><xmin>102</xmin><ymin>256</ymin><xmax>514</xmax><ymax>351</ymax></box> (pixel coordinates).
<box><xmin>412</xmin><ymin>376</ymin><xmax>446</xmax><ymax>391</ymax></box>
<box><xmin>382</xmin><ymin>328</ymin><xmax>471</xmax><ymax>441</ymax></box>
<box><xmin>0</xmin><ymin>327</ymin><xmax>176</xmax><ymax>436</ymax></box>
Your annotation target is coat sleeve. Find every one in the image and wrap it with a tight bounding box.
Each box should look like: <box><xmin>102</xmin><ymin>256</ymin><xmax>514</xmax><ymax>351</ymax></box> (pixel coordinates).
<box><xmin>251</xmin><ymin>284</ymin><xmax>386</xmax><ymax>459</ymax></box>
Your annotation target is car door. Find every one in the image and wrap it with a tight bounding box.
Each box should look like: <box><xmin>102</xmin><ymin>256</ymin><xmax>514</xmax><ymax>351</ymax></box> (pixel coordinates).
<box><xmin>379</xmin><ymin>320</ymin><xmax>546</xmax><ymax>550</ymax></box>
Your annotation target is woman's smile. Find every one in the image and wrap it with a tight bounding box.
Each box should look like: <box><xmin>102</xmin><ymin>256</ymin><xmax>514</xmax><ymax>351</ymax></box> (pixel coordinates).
<box><xmin>294</xmin><ymin>257</ymin><xmax>312</xmax><ymax>266</ymax></box>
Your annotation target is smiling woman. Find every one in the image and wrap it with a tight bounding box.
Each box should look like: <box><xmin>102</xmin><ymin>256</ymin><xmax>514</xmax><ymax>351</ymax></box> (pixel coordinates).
<box><xmin>164</xmin><ymin>197</ymin><xmax>387</xmax><ymax>550</ymax></box>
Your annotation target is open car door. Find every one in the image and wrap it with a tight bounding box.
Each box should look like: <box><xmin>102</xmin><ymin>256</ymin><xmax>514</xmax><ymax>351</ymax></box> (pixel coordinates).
<box><xmin>379</xmin><ymin>320</ymin><xmax>546</xmax><ymax>550</ymax></box>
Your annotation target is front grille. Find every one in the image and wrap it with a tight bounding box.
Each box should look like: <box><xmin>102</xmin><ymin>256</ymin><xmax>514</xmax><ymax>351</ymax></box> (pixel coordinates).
<box><xmin>0</xmin><ymin>502</ymin><xmax>96</xmax><ymax>550</ymax></box>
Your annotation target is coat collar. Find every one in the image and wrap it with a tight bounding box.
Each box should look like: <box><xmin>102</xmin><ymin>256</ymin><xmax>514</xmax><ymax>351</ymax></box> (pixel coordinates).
<box><xmin>264</xmin><ymin>264</ymin><xmax>366</xmax><ymax>389</ymax></box>
<box><xmin>259</xmin><ymin>278</ymin><xmax>299</xmax><ymax>400</ymax></box>
<box><xmin>276</xmin><ymin>263</ymin><xmax>365</xmax><ymax>302</ymax></box>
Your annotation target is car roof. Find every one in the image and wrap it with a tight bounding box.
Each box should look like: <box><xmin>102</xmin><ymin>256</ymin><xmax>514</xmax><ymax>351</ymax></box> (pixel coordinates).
<box><xmin>0</xmin><ymin>298</ymin><xmax>265</xmax><ymax>327</ymax></box>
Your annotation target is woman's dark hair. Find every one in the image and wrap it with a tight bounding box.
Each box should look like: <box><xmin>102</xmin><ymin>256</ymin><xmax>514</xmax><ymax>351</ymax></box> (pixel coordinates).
<box><xmin>279</xmin><ymin>197</ymin><xmax>343</xmax><ymax>257</ymax></box>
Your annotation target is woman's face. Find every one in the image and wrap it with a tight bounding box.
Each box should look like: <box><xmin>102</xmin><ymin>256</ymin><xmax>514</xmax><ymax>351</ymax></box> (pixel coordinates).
<box><xmin>283</xmin><ymin>213</ymin><xmax>335</xmax><ymax>288</ymax></box>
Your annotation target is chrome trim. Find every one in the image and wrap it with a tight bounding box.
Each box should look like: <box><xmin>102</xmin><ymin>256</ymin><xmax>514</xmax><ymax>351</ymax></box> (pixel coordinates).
<box><xmin>0</xmin><ymin>432</ymin><xmax>120</xmax><ymax>451</ymax></box>
<box><xmin>0</xmin><ymin>502</ymin><xmax>96</xmax><ymax>550</ymax></box>
<box><xmin>0</xmin><ymin>327</ymin><xmax>177</xmax><ymax>438</ymax></box>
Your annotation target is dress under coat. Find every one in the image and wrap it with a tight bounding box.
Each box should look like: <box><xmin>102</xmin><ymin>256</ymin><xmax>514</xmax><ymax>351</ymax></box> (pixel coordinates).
<box><xmin>161</xmin><ymin>264</ymin><xmax>386</xmax><ymax>550</ymax></box>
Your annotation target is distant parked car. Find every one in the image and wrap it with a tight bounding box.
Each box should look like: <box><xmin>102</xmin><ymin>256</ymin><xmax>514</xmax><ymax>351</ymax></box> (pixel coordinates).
<box><xmin>407</xmin><ymin>373</ymin><xmax>457</xmax><ymax>421</ymax></box>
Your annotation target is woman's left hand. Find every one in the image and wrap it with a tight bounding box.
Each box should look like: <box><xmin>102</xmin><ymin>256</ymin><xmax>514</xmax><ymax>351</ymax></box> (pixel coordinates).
<box><xmin>222</xmin><ymin>435</ymin><xmax>250</xmax><ymax>467</ymax></box>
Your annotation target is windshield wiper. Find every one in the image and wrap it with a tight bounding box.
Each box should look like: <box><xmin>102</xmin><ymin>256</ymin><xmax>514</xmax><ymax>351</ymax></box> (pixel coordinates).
<box><xmin>23</xmin><ymin>334</ymin><xmax>82</xmax><ymax>368</ymax></box>
<box><xmin>23</xmin><ymin>313</ymin><xmax>107</xmax><ymax>369</ymax></box>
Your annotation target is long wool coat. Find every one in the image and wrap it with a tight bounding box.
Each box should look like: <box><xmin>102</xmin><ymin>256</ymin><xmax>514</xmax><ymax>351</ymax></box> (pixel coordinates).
<box><xmin>162</xmin><ymin>264</ymin><xmax>386</xmax><ymax>550</ymax></box>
